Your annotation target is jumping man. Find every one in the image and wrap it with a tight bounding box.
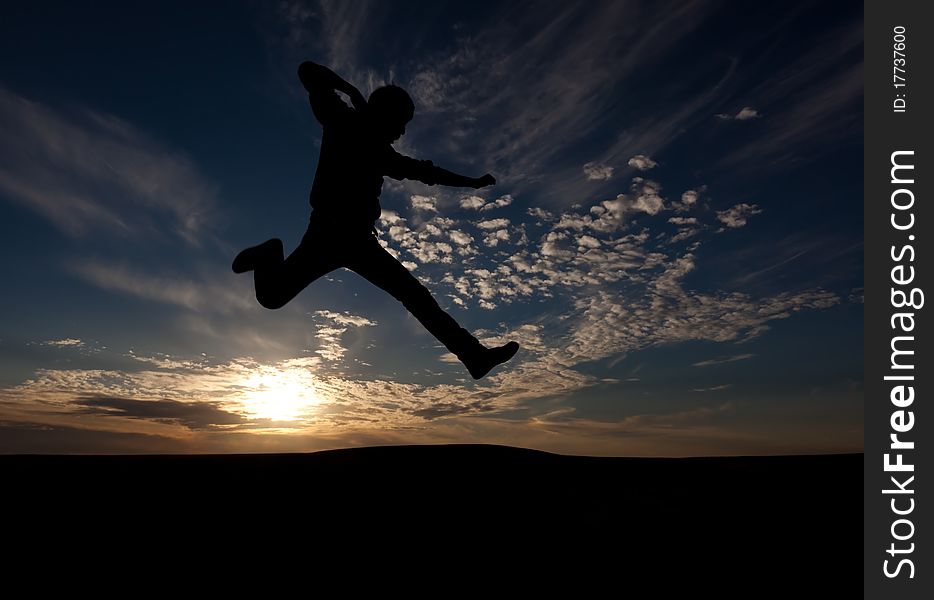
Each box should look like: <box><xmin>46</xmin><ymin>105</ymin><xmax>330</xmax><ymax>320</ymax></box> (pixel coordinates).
<box><xmin>232</xmin><ymin>61</ymin><xmax>519</xmax><ymax>379</ymax></box>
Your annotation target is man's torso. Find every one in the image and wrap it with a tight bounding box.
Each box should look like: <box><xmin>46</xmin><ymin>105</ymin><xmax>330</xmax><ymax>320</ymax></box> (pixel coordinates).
<box><xmin>309</xmin><ymin>115</ymin><xmax>391</xmax><ymax>231</ymax></box>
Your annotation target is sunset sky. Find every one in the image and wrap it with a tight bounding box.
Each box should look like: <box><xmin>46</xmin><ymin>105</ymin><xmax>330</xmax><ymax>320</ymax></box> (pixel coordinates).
<box><xmin>0</xmin><ymin>0</ymin><xmax>863</xmax><ymax>455</ymax></box>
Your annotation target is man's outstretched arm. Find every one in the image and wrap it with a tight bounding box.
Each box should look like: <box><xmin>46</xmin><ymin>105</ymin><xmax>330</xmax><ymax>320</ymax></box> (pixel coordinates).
<box><xmin>431</xmin><ymin>168</ymin><xmax>496</xmax><ymax>189</ymax></box>
<box><xmin>297</xmin><ymin>61</ymin><xmax>367</xmax><ymax>124</ymax></box>
<box><xmin>387</xmin><ymin>151</ymin><xmax>496</xmax><ymax>189</ymax></box>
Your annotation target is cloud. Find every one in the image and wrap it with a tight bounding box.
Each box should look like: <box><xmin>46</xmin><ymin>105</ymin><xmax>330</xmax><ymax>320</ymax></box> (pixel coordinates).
<box><xmin>71</xmin><ymin>260</ymin><xmax>253</xmax><ymax>313</ymax></box>
<box><xmin>409</xmin><ymin>69</ymin><xmax>449</xmax><ymax>112</ymax></box>
<box><xmin>410</xmin><ymin>194</ymin><xmax>437</xmax><ymax>212</ymax></box>
<box><xmin>388</xmin><ymin>224</ymin><xmax>416</xmax><ymax>245</ymax></box>
<box><xmin>476</xmin><ymin>218</ymin><xmax>510</xmax><ymax>231</ymax></box>
<box><xmin>0</xmin><ymin>2</ymin><xmax>864</xmax><ymax>457</ymax></box>
<box><xmin>627</xmin><ymin>155</ymin><xmax>658</xmax><ymax>171</ymax></box>
<box><xmin>273</xmin><ymin>0</ymin><xmax>318</xmax><ymax>50</ymax></box>
<box><xmin>315</xmin><ymin>310</ymin><xmax>377</xmax><ymax>328</ymax></box>
<box><xmin>672</xmin><ymin>189</ymin><xmax>701</xmax><ymax>212</ymax></box>
<box><xmin>611</xmin><ymin>403</ymin><xmax>735</xmax><ymax>428</ymax></box>
<box><xmin>630</xmin><ymin>178</ymin><xmax>665</xmax><ymax>215</ymax></box>
<box><xmin>578</xmin><ymin>235</ymin><xmax>601</xmax><ymax>249</ymax></box>
<box><xmin>692</xmin><ymin>384</ymin><xmax>733</xmax><ymax>392</ymax></box>
<box><xmin>415</xmin><ymin>178</ymin><xmax>840</xmax><ymax>382</ymax></box>
<box><xmin>483</xmin><ymin>229</ymin><xmax>510</xmax><ymax>248</ymax></box>
<box><xmin>692</xmin><ymin>354</ymin><xmax>756</xmax><ymax>367</ymax></box>
<box><xmin>460</xmin><ymin>194</ymin><xmax>514</xmax><ymax>211</ymax></box>
<box><xmin>128</xmin><ymin>352</ymin><xmax>206</xmax><ymax>370</ymax></box>
<box><xmin>459</xmin><ymin>195</ymin><xmax>486</xmax><ymax>210</ymax></box>
<box><xmin>716</xmin><ymin>203</ymin><xmax>762</xmax><ymax>228</ymax></box>
<box><xmin>378</xmin><ymin>213</ymin><xmax>468</xmax><ymax>266</ymax></box>
<box><xmin>0</xmin><ymin>420</ymin><xmax>186</xmax><ymax>454</ymax></box>
<box><xmin>42</xmin><ymin>339</ymin><xmax>86</xmax><ymax>348</ymax></box>
<box><xmin>480</xmin><ymin>194</ymin><xmax>514</xmax><ymax>211</ymax></box>
<box><xmin>559</xmin><ymin>285</ymin><xmax>838</xmax><ymax>367</ymax></box>
<box><xmin>561</xmin><ymin>184</ymin><xmax>665</xmax><ymax>235</ymax></box>
<box><xmin>1</xmin><ymin>349</ymin><xmax>516</xmax><ymax>433</ymax></box>
<box><xmin>583</xmin><ymin>162</ymin><xmax>615</xmax><ymax>180</ymax></box>
<box><xmin>0</xmin><ymin>87</ymin><xmax>216</xmax><ymax>245</ymax></box>
<box><xmin>76</xmin><ymin>395</ymin><xmax>245</xmax><ymax>429</ymax></box>
<box><xmin>667</xmin><ymin>228</ymin><xmax>701</xmax><ymax>244</ymax></box>
<box><xmin>668</xmin><ymin>217</ymin><xmax>698</xmax><ymax>226</ymax></box>
<box><xmin>448</xmin><ymin>230</ymin><xmax>474</xmax><ymax>246</ymax></box>
<box><xmin>715</xmin><ymin>22</ymin><xmax>861</xmax><ymax>169</ymax></box>
<box><xmin>410</xmin><ymin>239</ymin><xmax>454</xmax><ymax>264</ymax></box>
<box><xmin>0</xmin><ymin>248</ymin><xmax>843</xmax><ymax>453</ymax></box>
<box><xmin>313</xmin><ymin>310</ymin><xmax>376</xmax><ymax>362</ymax></box>
<box><xmin>379</xmin><ymin>209</ymin><xmax>405</xmax><ymax>225</ymax></box>
<box><xmin>716</xmin><ymin>106</ymin><xmax>760</xmax><ymax>120</ymax></box>
<box><xmin>387</xmin><ymin>0</ymin><xmax>724</xmax><ymax>210</ymax></box>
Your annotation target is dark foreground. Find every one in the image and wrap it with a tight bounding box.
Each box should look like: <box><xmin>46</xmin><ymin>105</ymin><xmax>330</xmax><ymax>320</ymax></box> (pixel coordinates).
<box><xmin>3</xmin><ymin>445</ymin><xmax>861</xmax><ymax>589</ymax></box>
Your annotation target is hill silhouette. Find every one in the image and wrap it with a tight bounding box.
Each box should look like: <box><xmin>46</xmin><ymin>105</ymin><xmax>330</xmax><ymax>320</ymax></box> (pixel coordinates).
<box><xmin>3</xmin><ymin>444</ymin><xmax>860</xmax><ymax>589</ymax></box>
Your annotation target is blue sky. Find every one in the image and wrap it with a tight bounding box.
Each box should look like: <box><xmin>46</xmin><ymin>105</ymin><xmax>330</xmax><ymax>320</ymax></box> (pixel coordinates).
<box><xmin>0</xmin><ymin>0</ymin><xmax>863</xmax><ymax>455</ymax></box>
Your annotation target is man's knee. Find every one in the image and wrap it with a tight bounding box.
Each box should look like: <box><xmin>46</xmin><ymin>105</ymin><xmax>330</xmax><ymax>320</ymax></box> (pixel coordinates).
<box><xmin>256</xmin><ymin>289</ymin><xmax>288</xmax><ymax>310</ymax></box>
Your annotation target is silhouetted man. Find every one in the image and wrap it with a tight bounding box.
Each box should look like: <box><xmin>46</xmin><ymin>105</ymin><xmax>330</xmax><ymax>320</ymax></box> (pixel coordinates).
<box><xmin>233</xmin><ymin>61</ymin><xmax>519</xmax><ymax>379</ymax></box>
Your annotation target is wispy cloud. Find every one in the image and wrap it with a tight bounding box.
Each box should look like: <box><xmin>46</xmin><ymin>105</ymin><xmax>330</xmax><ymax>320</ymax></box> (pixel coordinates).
<box><xmin>559</xmin><ymin>287</ymin><xmax>837</xmax><ymax>367</ymax></box>
<box><xmin>714</xmin><ymin>19</ymin><xmax>861</xmax><ymax>169</ymax></box>
<box><xmin>349</xmin><ymin>0</ymin><xmax>729</xmax><ymax>211</ymax></box>
<box><xmin>715</xmin><ymin>106</ymin><xmax>760</xmax><ymax>121</ymax></box>
<box><xmin>693</xmin><ymin>384</ymin><xmax>733</xmax><ymax>392</ymax></box>
<box><xmin>693</xmin><ymin>354</ymin><xmax>756</xmax><ymax>368</ymax></box>
<box><xmin>0</xmin><ymin>87</ymin><xmax>217</xmax><ymax>245</ymax></box>
<box><xmin>70</xmin><ymin>260</ymin><xmax>254</xmax><ymax>314</ymax></box>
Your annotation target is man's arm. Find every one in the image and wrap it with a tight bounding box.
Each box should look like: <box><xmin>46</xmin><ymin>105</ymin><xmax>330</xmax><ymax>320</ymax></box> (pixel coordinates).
<box><xmin>386</xmin><ymin>151</ymin><xmax>495</xmax><ymax>189</ymax></box>
<box><xmin>431</xmin><ymin>168</ymin><xmax>496</xmax><ymax>189</ymax></box>
<box><xmin>297</xmin><ymin>61</ymin><xmax>367</xmax><ymax>124</ymax></box>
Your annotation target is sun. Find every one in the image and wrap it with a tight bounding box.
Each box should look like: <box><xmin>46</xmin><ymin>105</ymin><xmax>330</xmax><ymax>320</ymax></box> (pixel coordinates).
<box><xmin>237</xmin><ymin>364</ymin><xmax>321</xmax><ymax>422</ymax></box>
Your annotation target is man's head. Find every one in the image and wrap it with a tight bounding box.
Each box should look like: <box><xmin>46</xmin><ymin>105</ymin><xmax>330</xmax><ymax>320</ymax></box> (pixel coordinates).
<box><xmin>367</xmin><ymin>84</ymin><xmax>414</xmax><ymax>142</ymax></box>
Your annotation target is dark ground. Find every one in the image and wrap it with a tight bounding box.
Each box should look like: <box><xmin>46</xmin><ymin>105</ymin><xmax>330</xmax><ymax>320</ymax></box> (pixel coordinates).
<box><xmin>2</xmin><ymin>445</ymin><xmax>861</xmax><ymax>590</ymax></box>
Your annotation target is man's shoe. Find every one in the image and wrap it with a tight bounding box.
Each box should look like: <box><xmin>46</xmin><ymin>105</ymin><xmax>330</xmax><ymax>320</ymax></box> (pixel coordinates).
<box><xmin>232</xmin><ymin>239</ymin><xmax>282</xmax><ymax>274</ymax></box>
<box><xmin>465</xmin><ymin>341</ymin><xmax>520</xmax><ymax>380</ymax></box>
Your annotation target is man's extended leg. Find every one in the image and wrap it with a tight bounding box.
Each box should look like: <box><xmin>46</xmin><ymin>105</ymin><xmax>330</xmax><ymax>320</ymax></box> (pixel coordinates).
<box><xmin>346</xmin><ymin>236</ymin><xmax>518</xmax><ymax>379</ymax></box>
<box><xmin>234</xmin><ymin>235</ymin><xmax>338</xmax><ymax>310</ymax></box>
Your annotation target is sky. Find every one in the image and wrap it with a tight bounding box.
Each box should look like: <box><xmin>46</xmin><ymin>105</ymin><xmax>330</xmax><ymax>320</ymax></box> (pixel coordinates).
<box><xmin>0</xmin><ymin>0</ymin><xmax>863</xmax><ymax>456</ymax></box>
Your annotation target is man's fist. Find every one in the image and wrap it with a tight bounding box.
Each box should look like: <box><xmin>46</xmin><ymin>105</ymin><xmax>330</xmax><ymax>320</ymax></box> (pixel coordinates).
<box><xmin>474</xmin><ymin>173</ymin><xmax>496</xmax><ymax>188</ymax></box>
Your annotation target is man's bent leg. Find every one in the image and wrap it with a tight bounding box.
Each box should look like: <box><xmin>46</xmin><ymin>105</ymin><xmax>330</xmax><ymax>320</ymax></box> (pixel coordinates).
<box><xmin>253</xmin><ymin>236</ymin><xmax>337</xmax><ymax>310</ymax></box>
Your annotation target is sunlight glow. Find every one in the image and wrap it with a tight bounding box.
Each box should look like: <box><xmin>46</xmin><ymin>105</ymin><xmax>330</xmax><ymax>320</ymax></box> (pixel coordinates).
<box><xmin>237</xmin><ymin>364</ymin><xmax>321</xmax><ymax>422</ymax></box>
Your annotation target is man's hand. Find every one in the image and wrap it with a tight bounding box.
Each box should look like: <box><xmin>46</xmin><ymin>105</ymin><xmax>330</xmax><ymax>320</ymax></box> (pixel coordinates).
<box><xmin>473</xmin><ymin>173</ymin><xmax>496</xmax><ymax>188</ymax></box>
<box><xmin>346</xmin><ymin>87</ymin><xmax>367</xmax><ymax>111</ymax></box>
